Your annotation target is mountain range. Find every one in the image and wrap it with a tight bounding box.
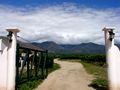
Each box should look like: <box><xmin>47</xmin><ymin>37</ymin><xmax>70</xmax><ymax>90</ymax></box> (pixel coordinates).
<box><xmin>32</xmin><ymin>40</ymin><xmax>120</xmax><ymax>54</ymax></box>
<box><xmin>33</xmin><ymin>41</ymin><xmax>107</xmax><ymax>54</ymax></box>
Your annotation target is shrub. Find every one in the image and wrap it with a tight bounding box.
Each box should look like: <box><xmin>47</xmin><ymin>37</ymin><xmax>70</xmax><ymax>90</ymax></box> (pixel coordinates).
<box><xmin>91</xmin><ymin>78</ymin><xmax>108</xmax><ymax>89</ymax></box>
<box><xmin>18</xmin><ymin>84</ymin><xmax>30</xmax><ymax>90</ymax></box>
<box><xmin>46</xmin><ymin>54</ymin><xmax>54</xmax><ymax>68</ymax></box>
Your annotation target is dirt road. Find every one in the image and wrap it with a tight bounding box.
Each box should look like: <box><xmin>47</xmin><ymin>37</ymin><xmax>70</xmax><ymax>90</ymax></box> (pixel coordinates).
<box><xmin>35</xmin><ymin>59</ymin><xmax>95</xmax><ymax>90</ymax></box>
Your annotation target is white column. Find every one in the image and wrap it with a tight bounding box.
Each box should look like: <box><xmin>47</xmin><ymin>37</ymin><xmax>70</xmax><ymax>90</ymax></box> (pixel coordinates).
<box><xmin>103</xmin><ymin>27</ymin><xmax>120</xmax><ymax>90</ymax></box>
<box><xmin>6</xmin><ymin>28</ymin><xmax>19</xmax><ymax>90</ymax></box>
<box><xmin>0</xmin><ymin>39</ymin><xmax>2</xmax><ymax>54</ymax></box>
<box><xmin>0</xmin><ymin>38</ymin><xmax>8</xmax><ymax>90</ymax></box>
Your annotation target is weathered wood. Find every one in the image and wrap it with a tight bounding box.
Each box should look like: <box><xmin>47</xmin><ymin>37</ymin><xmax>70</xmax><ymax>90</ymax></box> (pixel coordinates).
<box><xmin>26</xmin><ymin>50</ymin><xmax>30</xmax><ymax>80</ymax></box>
<box><xmin>41</xmin><ymin>52</ymin><xmax>44</xmax><ymax>79</ymax></box>
<box><xmin>45</xmin><ymin>50</ymin><xmax>48</xmax><ymax>77</ymax></box>
<box><xmin>15</xmin><ymin>42</ymin><xmax>48</xmax><ymax>86</ymax></box>
<box><xmin>34</xmin><ymin>51</ymin><xmax>38</xmax><ymax>78</ymax></box>
<box><xmin>15</xmin><ymin>44</ymin><xmax>20</xmax><ymax>89</ymax></box>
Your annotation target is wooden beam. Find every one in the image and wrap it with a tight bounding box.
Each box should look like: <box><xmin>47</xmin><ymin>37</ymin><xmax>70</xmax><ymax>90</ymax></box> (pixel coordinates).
<box><xmin>26</xmin><ymin>50</ymin><xmax>30</xmax><ymax>81</ymax></box>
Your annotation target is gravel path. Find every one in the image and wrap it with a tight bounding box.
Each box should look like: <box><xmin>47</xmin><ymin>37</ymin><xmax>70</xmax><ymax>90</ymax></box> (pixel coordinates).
<box><xmin>35</xmin><ymin>59</ymin><xmax>95</xmax><ymax>90</ymax></box>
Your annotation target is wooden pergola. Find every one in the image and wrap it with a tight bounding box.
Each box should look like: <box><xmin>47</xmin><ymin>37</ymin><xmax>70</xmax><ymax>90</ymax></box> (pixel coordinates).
<box><xmin>16</xmin><ymin>40</ymin><xmax>48</xmax><ymax>84</ymax></box>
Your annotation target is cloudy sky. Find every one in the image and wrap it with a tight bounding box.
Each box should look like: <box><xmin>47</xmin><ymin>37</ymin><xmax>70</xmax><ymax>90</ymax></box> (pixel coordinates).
<box><xmin>0</xmin><ymin>0</ymin><xmax>120</xmax><ymax>44</ymax></box>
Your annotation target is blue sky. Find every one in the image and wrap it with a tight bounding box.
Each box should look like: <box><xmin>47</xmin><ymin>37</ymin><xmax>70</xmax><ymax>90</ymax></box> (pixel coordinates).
<box><xmin>0</xmin><ymin>0</ymin><xmax>120</xmax><ymax>44</ymax></box>
<box><xmin>0</xmin><ymin>0</ymin><xmax>120</xmax><ymax>8</ymax></box>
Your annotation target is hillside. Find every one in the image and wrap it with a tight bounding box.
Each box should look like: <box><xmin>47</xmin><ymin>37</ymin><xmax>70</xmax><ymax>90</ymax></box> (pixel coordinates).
<box><xmin>33</xmin><ymin>41</ymin><xmax>105</xmax><ymax>54</ymax></box>
<box><xmin>61</xmin><ymin>42</ymin><xmax>105</xmax><ymax>54</ymax></box>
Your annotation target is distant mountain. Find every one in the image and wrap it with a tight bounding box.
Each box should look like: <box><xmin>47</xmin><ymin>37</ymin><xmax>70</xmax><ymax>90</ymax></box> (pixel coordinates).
<box><xmin>33</xmin><ymin>41</ymin><xmax>105</xmax><ymax>54</ymax></box>
<box><xmin>116</xmin><ymin>44</ymin><xmax>120</xmax><ymax>49</ymax></box>
<box><xmin>61</xmin><ymin>42</ymin><xmax>105</xmax><ymax>54</ymax></box>
<box><xmin>33</xmin><ymin>41</ymin><xmax>64</xmax><ymax>53</ymax></box>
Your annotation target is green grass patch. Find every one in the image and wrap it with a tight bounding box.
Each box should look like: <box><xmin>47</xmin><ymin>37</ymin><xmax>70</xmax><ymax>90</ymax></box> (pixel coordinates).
<box><xmin>81</xmin><ymin>61</ymin><xmax>107</xmax><ymax>79</ymax></box>
<box><xmin>17</xmin><ymin>63</ymin><xmax>60</xmax><ymax>90</ymax></box>
<box><xmin>81</xmin><ymin>61</ymin><xmax>108</xmax><ymax>90</ymax></box>
<box><xmin>92</xmin><ymin>78</ymin><xmax>108</xmax><ymax>88</ymax></box>
<box><xmin>48</xmin><ymin>63</ymin><xmax>61</xmax><ymax>74</ymax></box>
<box><xmin>17</xmin><ymin>79</ymin><xmax>42</xmax><ymax>90</ymax></box>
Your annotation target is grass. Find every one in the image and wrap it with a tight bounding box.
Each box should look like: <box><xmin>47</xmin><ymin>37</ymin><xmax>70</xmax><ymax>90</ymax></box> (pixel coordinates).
<box><xmin>17</xmin><ymin>63</ymin><xmax>60</xmax><ymax>90</ymax></box>
<box><xmin>48</xmin><ymin>63</ymin><xmax>61</xmax><ymax>74</ymax></box>
<box><xmin>81</xmin><ymin>61</ymin><xmax>107</xmax><ymax>79</ymax></box>
<box><xmin>80</xmin><ymin>61</ymin><xmax>108</xmax><ymax>90</ymax></box>
<box><xmin>17</xmin><ymin>79</ymin><xmax>42</xmax><ymax>90</ymax></box>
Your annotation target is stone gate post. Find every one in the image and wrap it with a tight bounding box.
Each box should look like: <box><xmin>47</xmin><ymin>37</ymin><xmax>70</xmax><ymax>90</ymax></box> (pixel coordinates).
<box><xmin>0</xmin><ymin>28</ymin><xmax>19</xmax><ymax>90</ymax></box>
<box><xmin>6</xmin><ymin>28</ymin><xmax>20</xmax><ymax>90</ymax></box>
<box><xmin>103</xmin><ymin>27</ymin><xmax>120</xmax><ymax>90</ymax></box>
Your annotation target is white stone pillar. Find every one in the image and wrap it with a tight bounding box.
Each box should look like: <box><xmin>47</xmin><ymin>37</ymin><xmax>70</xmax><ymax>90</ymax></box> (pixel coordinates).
<box><xmin>6</xmin><ymin>28</ymin><xmax>19</xmax><ymax>90</ymax></box>
<box><xmin>0</xmin><ymin>39</ymin><xmax>2</xmax><ymax>54</ymax></box>
<box><xmin>0</xmin><ymin>38</ymin><xmax>8</xmax><ymax>90</ymax></box>
<box><xmin>103</xmin><ymin>27</ymin><xmax>120</xmax><ymax>90</ymax></box>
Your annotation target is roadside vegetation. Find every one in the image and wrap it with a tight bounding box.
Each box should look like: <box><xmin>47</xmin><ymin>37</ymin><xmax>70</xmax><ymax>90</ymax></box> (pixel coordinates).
<box><xmin>18</xmin><ymin>63</ymin><xmax>60</xmax><ymax>90</ymax></box>
<box><xmin>17</xmin><ymin>54</ymin><xmax>60</xmax><ymax>90</ymax></box>
<box><xmin>58</xmin><ymin>54</ymin><xmax>108</xmax><ymax>90</ymax></box>
<box><xmin>81</xmin><ymin>61</ymin><xmax>108</xmax><ymax>90</ymax></box>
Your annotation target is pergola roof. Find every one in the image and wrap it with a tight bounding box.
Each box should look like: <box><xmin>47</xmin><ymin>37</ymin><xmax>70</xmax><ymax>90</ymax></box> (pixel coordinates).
<box><xmin>0</xmin><ymin>36</ymin><xmax>44</xmax><ymax>52</ymax></box>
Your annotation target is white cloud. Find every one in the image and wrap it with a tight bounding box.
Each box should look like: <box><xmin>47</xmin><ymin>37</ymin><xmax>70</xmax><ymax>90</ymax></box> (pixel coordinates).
<box><xmin>0</xmin><ymin>4</ymin><xmax>120</xmax><ymax>44</ymax></box>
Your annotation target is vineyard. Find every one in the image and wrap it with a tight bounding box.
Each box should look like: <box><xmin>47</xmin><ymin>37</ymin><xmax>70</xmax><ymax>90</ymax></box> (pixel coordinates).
<box><xmin>57</xmin><ymin>54</ymin><xmax>106</xmax><ymax>66</ymax></box>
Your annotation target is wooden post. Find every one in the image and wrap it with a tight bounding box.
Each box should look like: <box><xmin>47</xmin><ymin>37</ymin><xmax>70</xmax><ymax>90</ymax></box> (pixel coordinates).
<box><xmin>26</xmin><ymin>50</ymin><xmax>30</xmax><ymax>81</ymax></box>
<box><xmin>45</xmin><ymin>50</ymin><xmax>48</xmax><ymax>77</ymax></box>
<box><xmin>34</xmin><ymin>51</ymin><xmax>38</xmax><ymax>78</ymax></box>
<box><xmin>41</xmin><ymin>52</ymin><xmax>44</xmax><ymax>79</ymax></box>
<box><xmin>37</xmin><ymin>52</ymin><xmax>41</xmax><ymax>78</ymax></box>
<box><xmin>30</xmin><ymin>54</ymin><xmax>33</xmax><ymax>78</ymax></box>
<box><xmin>15</xmin><ymin>44</ymin><xmax>20</xmax><ymax>89</ymax></box>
